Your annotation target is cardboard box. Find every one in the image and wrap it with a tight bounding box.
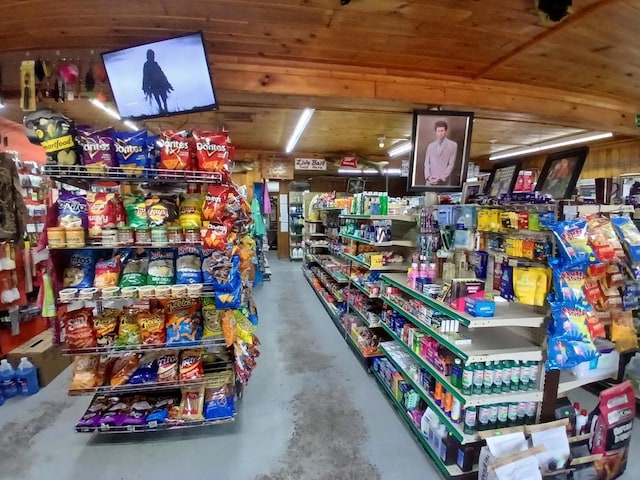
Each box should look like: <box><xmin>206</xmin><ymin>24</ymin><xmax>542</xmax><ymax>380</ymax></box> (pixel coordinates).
<box><xmin>6</xmin><ymin>329</ymin><xmax>71</xmax><ymax>387</ymax></box>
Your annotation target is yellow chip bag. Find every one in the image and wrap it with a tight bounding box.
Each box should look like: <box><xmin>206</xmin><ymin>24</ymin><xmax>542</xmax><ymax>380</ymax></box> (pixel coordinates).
<box><xmin>179</xmin><ymin>194</ymin><xmax>203</xmax><ymax>228</ymax></box>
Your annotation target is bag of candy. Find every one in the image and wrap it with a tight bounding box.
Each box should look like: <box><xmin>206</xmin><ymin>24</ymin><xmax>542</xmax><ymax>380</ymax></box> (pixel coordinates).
<box><xmin>64</xmin><ymin>251</ymin><xmax>96</xmax><ymax>288</ymax></box>
<box><xmin>113</xmin><ymin>130</ymin><xmax>148</xmax><ymax>175</ymax></box>
<box><xmin>612</xmin><ymin>216</ymin><xmax>640</xmax><ymax>264</ymax></box>
<box><xmin>550</xmin><ymin>219</ymin><xmax>598</xmax><ymax>268</ymax></box>
<box><xmin>64</xmin><ymin>308</ymin><xmax>96</xmax><ymax>350</ymax></box>
<box><xmin>546</xmin><ymin>302</ymin><xmax>599</xmax><ymax>370</ymax></box>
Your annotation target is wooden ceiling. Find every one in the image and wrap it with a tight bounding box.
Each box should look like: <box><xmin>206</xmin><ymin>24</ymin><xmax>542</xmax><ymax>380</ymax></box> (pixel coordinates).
<box><xmin>0</xmin><ymin>0</ymin><xmax>638</xmax><ymax>162</ymax></box>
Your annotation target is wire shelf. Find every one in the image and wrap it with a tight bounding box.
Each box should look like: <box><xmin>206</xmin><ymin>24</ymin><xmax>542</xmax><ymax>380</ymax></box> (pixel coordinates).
<box><xmin>61</xmin><ymin>336</ymin><xmax>227</xmax><ymax>356</ymax></box>
<box><xmin>75</xmin><ymin>415</ymin><xmax>236</xmax><ymax>434</ymax></box>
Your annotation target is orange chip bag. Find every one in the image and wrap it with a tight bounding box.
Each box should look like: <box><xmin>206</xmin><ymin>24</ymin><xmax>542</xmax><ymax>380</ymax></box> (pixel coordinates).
<box><xmin>117</xmin><ymin>310</ymin><xmax>142</xmax><ymax>346</ymax></box>
<box><xmin>110</xmin><ymin>353</ymin><xmax>140</xmax><ymax>387</ymax></box>
<box><xmin>137</xmin><ymin>311</ymin><xmax>166</xmax><ymax>346</ymax></box>
<box><xmin>93</xmin><ymin>311</ymin><xmax>119</xmax><ymax>347</ymax></box>
<box><xmin>192</xmin><ymin>130</ymin><xmax>230</xmax><ymax>172</ymax></box>
<box><xmin>221</xmin><ymin>310</ymin><xmax>237</xmax><ymax>347</ymax></box>
<box><xmin>64</xmin><ymin>308</ymin><xmax>97</xmax><ymax>350</ymax></box>
<box><xmin>202</xmin><ymin>223</ymin><xmax>230</xmax><ymax>251</ymax></box>
<box><xmin>163</xmin><ymin>298</ymin><xmax>201</xmax><ymax>345</ymax></box>
<box><xmin>179</xmin><ymin>349</ymin><xmax>204</xmax><ymax>381</ymax></box>
<box><xmin>159</xmin><ymin>130</ymin><xmax>191</xmax><ymax>170</ymax></box>
<box><xmin>70</xmin><ymin>355</ymin><xmax>99</xmax><ymax>390</ymax></box>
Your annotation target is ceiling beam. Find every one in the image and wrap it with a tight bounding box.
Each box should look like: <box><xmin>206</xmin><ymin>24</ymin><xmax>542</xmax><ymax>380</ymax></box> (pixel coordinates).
<box><xmin>473</xmin><ymin>0</ymin><xmax>620</xmax><ymax>80</ymax></box>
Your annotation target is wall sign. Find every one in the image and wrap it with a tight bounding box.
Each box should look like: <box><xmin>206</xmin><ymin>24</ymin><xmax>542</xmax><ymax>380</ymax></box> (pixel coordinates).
<box><xmin>340</xmin><ymin>156</ymin><xmax>358</xmax><ymax>168</ymax></box>
<box><xmin>261</xmin><ymin>154</ymin><xmax>294</xmax><ymax>180</ymax></box>
<box><xmin>294</xmin><ymin>157</ymin><xmax>326</xmax><ymax>171</ymax></box>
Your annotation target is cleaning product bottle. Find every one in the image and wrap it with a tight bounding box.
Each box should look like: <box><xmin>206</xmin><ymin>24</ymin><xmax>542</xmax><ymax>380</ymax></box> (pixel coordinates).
<box><xmin>529</xmin><ymin>361</ymin><xmax>539</xmax><ymax>390</ymax></box>
<box><xmin>510</xmin><ymin>361</ymin><xmax>521</xmax><ymax>392</ymax></box>
<box><xmin>576</xmin><ymin>409</ymin><xmax>588</xmax><ymax>435</ymax></box>
<box><xmin>472</xmin><ymin>363</ymin><xmax>484</xmax><ymax>395</ymax></box>
<box><xmin>493</xmin><ymin>362</ymin><xmax>504</xmax><ymax>393</ymax></box>
<box><xmin>519</xmin><ymin>361</ymin><xmax>531</xmax><ymax>391</ymax></box>
<box><xmin>16</xmin><ymin>357</ymin><xmax>39</xmax><ymax>396</ymax></box>
<box><xmin>483</xmin><ymin>361</ymin><xmax>494</xmax><ymax>395</ymax></box>
<box><xmin>501</xmin><ymin>361</ymin><xmax>512</xmax><ymax>392</ymax></box>
<box><xmin>0</xmin><ymin>359</ymin><xmax>18</xmax><ymax>398</ymax></box>
<box><xmin>461</xmin><ymin>362</ymin><xmax>473</xmax><ymax>395</ymax></box>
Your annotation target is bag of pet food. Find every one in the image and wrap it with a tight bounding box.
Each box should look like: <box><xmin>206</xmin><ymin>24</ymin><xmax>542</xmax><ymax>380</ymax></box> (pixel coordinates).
<box><xmin>588</xmin><ymin>381</ymin><xmax>636</xmax><ymax>480</ymax></box>
<box><xmin>24</xmin><ymin>109</ymin><xmax>81</xmax><ymax>165</ymax></box>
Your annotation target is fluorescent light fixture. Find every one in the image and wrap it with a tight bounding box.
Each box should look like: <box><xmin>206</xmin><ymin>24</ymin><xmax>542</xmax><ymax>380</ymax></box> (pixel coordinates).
<box><xmin>90</xmin><ymin>98</ymin><xmax>121</xmax><ymax>120</ymax></box>
<box><xmin>388</xmin><ymin>141</ymin><xmax>412</xmax><ymax>157</ymax></box>
<box><xmin>285</xmin><ymin>108</ymin><xmax>315</xmax><ymax>153</ymax></box>
<box><xmin>489</xmin><ymin>131</ymin><xmax>613</xmax><ymax>161</ymax></box>
<box><xmin>337</xmin><ymin>168</ymin><xmax>402</xmax><ymax>176</ymax></box>
<box><xmin>123</xmin><ymin>120</ymin><xmax>139</xmax><ymax>131</ymax></box>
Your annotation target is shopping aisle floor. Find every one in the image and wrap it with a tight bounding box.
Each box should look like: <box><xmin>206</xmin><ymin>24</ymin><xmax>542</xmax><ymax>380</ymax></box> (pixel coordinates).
<box><xmin>1</xmin><ymin>257</ymin><xmax>639</xmax><ymax>480</ymax></box>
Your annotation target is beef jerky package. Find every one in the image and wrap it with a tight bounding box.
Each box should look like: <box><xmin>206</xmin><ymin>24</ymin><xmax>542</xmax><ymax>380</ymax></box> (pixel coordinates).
<box><xmin>588</xmin><ymin>381</ymin><xmax>635</xmax><ymax>480</ymax></box>
<box><xmin>23</xmin><ymin>109</ymin><xmax>81</xmax><ymax>166</ymax></box>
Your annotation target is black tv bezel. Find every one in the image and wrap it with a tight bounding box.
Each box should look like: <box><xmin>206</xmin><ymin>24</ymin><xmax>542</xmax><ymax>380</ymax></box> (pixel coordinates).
<box><xmin>101</xmin><ymin>31</ymin><xmax>218</xmax><ymax>121</ymax></box>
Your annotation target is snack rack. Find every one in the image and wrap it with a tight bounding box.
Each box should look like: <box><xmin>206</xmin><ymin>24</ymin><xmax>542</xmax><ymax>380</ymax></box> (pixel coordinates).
<box><xmin>44</xmin><ymin>165</ymin><xmax>258</xmax><ymax>434</ymax></box>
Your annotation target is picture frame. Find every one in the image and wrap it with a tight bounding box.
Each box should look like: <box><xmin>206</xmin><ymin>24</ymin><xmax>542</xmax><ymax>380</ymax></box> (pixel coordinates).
<box><xmin>407</xmin><ymin>110</ymin><xmax>474</xmax><ymax>192</ymax></box>
<box><xmin>461</xmin><ymin>180</ymin><xmax>482</xmax><ymax>204</ymax></box>
<box><xmin>535</xmin><ymin>146</ymin><xmax>589</xmax><ymax>200</ymax></box>
<box><xmin>485</xmin><ymin>159</ymin><xmax>522</xmax><ymax>198</ymax></box>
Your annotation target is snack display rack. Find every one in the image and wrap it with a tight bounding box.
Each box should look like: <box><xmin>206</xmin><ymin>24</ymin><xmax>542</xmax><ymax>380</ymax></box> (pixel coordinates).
<box><xmin>45</xmin><ymin>165</ymin><xmax>258</xmax><ymax>434</ymax></box>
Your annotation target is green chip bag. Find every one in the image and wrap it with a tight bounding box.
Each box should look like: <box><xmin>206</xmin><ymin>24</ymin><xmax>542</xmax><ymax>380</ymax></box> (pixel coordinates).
<box><xmin>123</xmin><ymin>194</ymin><xmax>149</xmax><ymax>228</ymax></box>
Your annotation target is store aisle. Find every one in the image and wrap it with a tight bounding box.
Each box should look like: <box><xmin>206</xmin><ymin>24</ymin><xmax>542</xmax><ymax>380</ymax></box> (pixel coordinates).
<box><xmin>0</xmin><ymin>257</ymin><xmax>436</xmax><ymax>480</ymax></box>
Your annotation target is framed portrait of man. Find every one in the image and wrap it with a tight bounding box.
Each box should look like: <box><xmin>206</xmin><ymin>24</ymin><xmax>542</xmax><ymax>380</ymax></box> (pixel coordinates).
<box><xmin>535</xmin><ymin>146</ymin><xmax>589</xmax><ymax>200</ymax></box>
<box><xmin>407</xmin><ymin>110</ymin><xmax>474</xmax><ymax>192</ymax></box>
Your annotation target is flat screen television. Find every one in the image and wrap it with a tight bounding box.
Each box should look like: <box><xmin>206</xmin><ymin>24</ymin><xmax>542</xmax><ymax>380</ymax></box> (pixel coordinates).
<box><xmin>102</xmin><ymin>32</ymin><xmax>217</xmax><ymax>120</ymax></box>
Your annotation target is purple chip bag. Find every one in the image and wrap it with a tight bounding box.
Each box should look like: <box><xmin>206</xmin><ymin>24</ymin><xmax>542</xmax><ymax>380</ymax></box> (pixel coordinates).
<box><xmin>57</xmin><ymin>188</ymin><xmax>88</xmax><ymax>229</ymax></box>
<box><xmin>99</xmin><ymin>397</ymin><xmax>129</xmax><ymax>426</ymax></box>
<box><xmin>122</xmin><ymin>398</ymin><xmax>154</xmax><ymax>425</ymax></box>
<box><xmin>76</xmin><ymin>396</ymin><xmax>110</xmax><ymax>428</ymax></box>
<box><xmin>77</xmin><ymin>127</ymin><xmax>117</xmax><ymax>171</ymax></box>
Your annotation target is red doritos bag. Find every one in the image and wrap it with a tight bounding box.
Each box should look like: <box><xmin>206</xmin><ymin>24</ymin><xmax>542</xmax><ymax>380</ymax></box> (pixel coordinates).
<box><xmin>192</xmin><ymin>130</ymin><xmax>230</xmax><ymax>172</ymax></box>
<box><xmin>159</xmin><ymin>130</ymin><xmax>191</xmax><ymax>170</ymax></box>
<box><xmin>202</xmin><ymin>185</ymin><xmax>231</xmax><ymax>223</ymax></box>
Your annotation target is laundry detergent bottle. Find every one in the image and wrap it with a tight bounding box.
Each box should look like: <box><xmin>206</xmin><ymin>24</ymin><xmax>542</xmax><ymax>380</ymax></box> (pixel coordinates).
<box><xmin>0</xmin><ymin>359</ymin><xmax>18</xmax><ymax>398</ymax></box>
<box><xmin>16</xmin><ymin>357</ymin><xmax>39</xmax><ymax>395</ymax></box>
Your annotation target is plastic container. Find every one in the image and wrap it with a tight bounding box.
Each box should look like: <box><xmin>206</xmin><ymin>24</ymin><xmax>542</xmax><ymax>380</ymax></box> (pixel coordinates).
<box><xmin>16</xmin><ymin>357</ymin><xmax>39</xmax><ymax>396</ymax></box>
<box><xmin>151</xmin><ymin>227</ymin><xmax>169</xmax><ymax>246</ymax></box>
<box><xmin>0</xmin><ymin>359</ymin><xmax>18</xmax><ymax>399</ymax></box>
<box><xmin>101</xmin><ymin>228</ymin><xmax>118</xmax><ymax>246</ymax></box>
<box><xmin>184</xmin><ymin>227</ymin><xmax>200</xmax><ymax>244</ymax></box>
<box><xmin>135</xmin><ymin>228</ymin><xmax>151</xmax><ymax>245</ymax></box>
<box><xmin>65</xmin><ymin>227</ymin><xmax>85</xmax><ymax>247</ymax></box>
<box><xmin>117</xmin><ymin>227</ymin><xmax>134</xmax><ymax>245</ymax></box>
<box><xmin>47</xmin><ymin>227</ymin><xmax>66</xmax><ymax>248</ymax></box>
<box><xmin>167</xmin><ymin>226</ymin><xmax>184</xmax><ymax>244</ymax></box>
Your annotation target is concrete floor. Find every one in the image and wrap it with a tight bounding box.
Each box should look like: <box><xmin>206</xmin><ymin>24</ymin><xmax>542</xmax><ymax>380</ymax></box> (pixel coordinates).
<box><xmin>0</xmin><ymin>257</ymin><xmax>638</xmax><ymax>479</ymax></box>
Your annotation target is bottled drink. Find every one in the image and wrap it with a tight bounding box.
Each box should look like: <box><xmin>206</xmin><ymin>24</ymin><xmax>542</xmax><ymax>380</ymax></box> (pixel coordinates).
<box><xmin>472</xmin><ymin>363</ymin><xmax>484</xmax><ymax>395</ymax></box>
<box><xmin>482</xmin><ymin>361</ymin><xmax>494</xmax><ymax>395</ymax></box>
<box><xmin>461</xmin><ymin>362</ymin><xmax>473</xmax><ymax>395</ymax></box>
<box><xmin>511</xmin><ymin>361</ymin><xmax>521</xmax><ymax>392</ymax></box>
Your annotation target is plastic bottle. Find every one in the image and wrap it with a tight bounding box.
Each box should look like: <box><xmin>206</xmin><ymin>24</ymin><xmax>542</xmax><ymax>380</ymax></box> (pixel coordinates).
<box><xmin>461</xmin><ymin>362</ymin><xmax>473</xmax><ymax>395</ymax></box>
<box><xmin>525</xmin><ymin>402</ymin><xmax>537</xmax><ymax>425</ymax></box>
<box><xmin>516</xmin><ymin>402</ymin><xmax>527</xmax><ymax>425</ymax></box>
<box><xmin>493</xmin><ymin>362</ymin><xmax>503</xmax><ymax>393</ymax></box>
<box><xmin>451</xmin><ymin>398</ymin><xmax>462</xmax><ymax>424</ymax></box>
<box><xmin>440</xmin><ymin>433</ymin><xmax>460</xmax><ymax>466</ymax></box>
<box><xmin>478</xmin><ymin>405</ymin><xmax>491</xmax><ymax>431</ymax></box>
<box><xmin>16</xmin><ymin>357</ymin><xmax>39</xmax><ymax>396</ymax></box>
<box><xmin>519</xmin><ymin>361</ymin><xmax>531</xmax><ymax>391</ymax></box>
<box><xmin>510</xmin><ymin>361</ymin><xmax>521</xmax><ymax>392</ymax></box>
<box><xmin>573</xmin><ymin>402</ymin><xmax>581</xmax><ymax>417</ymax></box>
<box><xmin>463</xmin><ymin>406</ymin><xmax>477</xmax><ymax>435</ymax></box>
<box><xmin>472</xmin><ymin>363</ymin><xmax>484</xmax><ymax>395</ymax></box>
<box><xmin>489</xmin><ymin>404</ymin><xmax>498</xmax><ymax>430</ymax></box>
<box><xmin>451</xmin><ymin>358</ymin><xmax>463</xmax><ymax>389</ymax></box>
<box><xmin>497</xmin><ymin>403</ymin><xmax>509</xmax><ymax>428</ymax></box>
<box><xmin>483</xmin><ymin>361</ymin><xmax>494</xmax><ymax>395</ymax></box>
<box><xmin>0</xmin><ymin>359</ymin><xmax>18</xmax><ymax>399</ymax></box>
<box><xmin>443</xmin><ymin>391</ymin><xmax>453</xmax><ymax>417</ymax></box>
<box><xmin>529</xmin><ymin>361</ymin><xmax>539</xmax><ymax>390</ymax></box>
<box><xmin>435</xmin><ymin>381</ymin><xmax>443</xmax><ymax>407</ymax></box>
<box><xmin>576</xmin><ymin>409</ymin><xmax>588</xmax><ymax>435</ymax></box>
<box><xmin>507</xmin><ymin>402</ymin><xmax>518</xmax><ymax>427</ymax></box>
<box><xmin>501</xmin><ymin>361</ymin><xmax>512</xmax><ymax>393</ymax></box>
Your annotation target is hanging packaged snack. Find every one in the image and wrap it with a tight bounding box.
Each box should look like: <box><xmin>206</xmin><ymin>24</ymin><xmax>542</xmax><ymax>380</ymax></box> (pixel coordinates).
<box><xmin>120</xmin><ymin>254</ymin><xmax>148</xmax><ymax>287</ymax></box>
<box><xmin>192</xmin><ymin>130</ymin><xmax>230</xmax><ymax>172</ymax></box>
<box><xmin>221</xmin><ymin>310</ymin><xmax>237</xmax><ymax>346</ymax></box>
<box><xmin>95</xmin><ymin>355</ymin><xmax>116</xmax><ymax>387</ymax></box>
<box><xmin>202</xmin><ymin>185</ymin><xmax>231</xmax><ymax>223</ymax></box>
<box><xmin>216</xmin><ymin>281</ymin><xmax>242</xmax><ymax>310</ymax></box>
<box><xmin>24</xmin><ymin>109</ymin><xmax>81</xmax><ymax>165</ymax></box>
<box><xmin>202</xmin><ymin>297</ymin><xmax>223</xmax><ymax>338</ymax></box>
<box><xmin>597</xmin><ymin>284</ymin><xmax>623</xmax><ymax>314</ymax></box>
<box><xmin>113</xmin><ymin>130</ymin><xmax>148</xmax><ymax>175</ymax></box>
<box><xmin>157</xmin><ymin>351</ymin><xmax>179</xmax><ymax>383</ymax></box>
<box><xmin>202</xmin><ymin>223</ymin><xmax>230</xmax><ymax>252</ymax></box>
<box><xmin>122</xmin><ymin>396</ymin><xmax>155</xmax><ymax>425</ymax></box>
<box><xmin>116</xmin><ymin>310</ymin><xmax>142</xmax><ymax>346</ymax></box>
<box><xmin>203</xmin><ymin>371</ymin><xmax>235</xmax><ymax>420</ymax></box>
<box><xmin>110</xmin><ymin>353</ymin><xmax>140</xmax><ymax>387</ymax></box>
<box><xmin>513</xmin><ymin>266</ymin><xmax>550</xmax><ymax>307</ymax></box>
<box><xmin>236</xmin><ymin>310</ymin><xmax>256</xmax><ymax>344</ymax></box>
<box><xmin>611</xmin><ymin>311</ymin><xmax>639</xmax><ymax>352</ymax></box>
<box><xmin>585</xmin><ymin>308</ymin><xmax>606</xmax><ymax>339</ymax></box>
<box><xmin>499</xmin><ymin>263</ymin><xmax>515</xmax><ymax>301</ymax></box>
<box><xmin>93</xmin><ymin>309</ymin><xmax>119</xmax><ymax>347</ymax></box>
<box><xmin>57</xmin><ymin>189</ymin><xmax>88</xmax><ymax>229</ymax></box>
<box><xmin>178</xmin><ymin>193</ymin><xmax>203</xmax><ymax>228</ymax></box>
<box><xmin>122</xmin><ymin>193</ymin><xmax>149</xmax><ymax>229</ymax></box>
<box><xmin>64</xmin><ymin>251</ymin><xmax>96</xmax><ymax>288</ymax></box>
<box><xmin>551</xmin><ymin>219</ymin><xmax>598</xmax><ymax>268</ymax></box>
<box><xmin>137</xmin><ymin>310</ymin><xmax>166</xmax><ymax>346</ymax></box>
<box><xmin>601</xmin><ymin>263</ymin><xmax>625</xmax><ymax>290</ymax></box>
<box><xmin>76</xmin><ymin>395</ymin><xmax>111</xmax><ymax>429</ymax></box>
<box><xmin>145</xmin><ymin>195</ymin><xmax>179</xmax><ymax>227</ymax></box>
<box><xmin>546</xmin><ymin>303</ymin><xmax>599</xmax><ymax>370</ymax></box>
<box><xmin>179</xmin><ymin>349</ymin><xmax>204</xmax><ymax>381</ymax></box>
<box><xmin>86</xmin><ymin>192</ymin><xmax>118</xmax><ymax>241</ymax></box>
<box><xmin>77</xmin><ymin>126</ymin><xmax>117</xmax><ymax>173</ymax></box>
<box><xmin>69</xmin><ymin>355</ymin><xmax>99</xmax><ymax>390</ymax></box>
<box><xmin>159</xmin><ymin>130</ymin><xmax>192</xmax><ymax>170</ymax></box>
<box><xmin>611</xmin><ymin>216</ymin><xmax>640</xmax><ymax>264</ymax></box>
<box><xmin>176</xmin><ymin>246</ymin><xmax>203</xmax><ymax>284</ymax></box>
<box><xmin>178</xmin><ymin>385</ymin><xmax>205</xmax><ymax>420</ymax></box>
<box><xmin>163</xmin><ymin>297</ymin><xmax>201</xmax><ymax>345</ymax></box>
<box><xmin>147</xmin><ymin>249</ymin><xmax>175</xmax><ymax>285</ymax></box>
<box><xmin>64</xmin><ymin>307</ymin><xmax>97</xmax><ymax>349</ymax></box>
<box><xmin>550</xmin><ymin>262</ymin><xmax>588</xmax><ymax>305</ymax></box>
<box><xmin>128</xmin><ymin>353</ymin><xmax>159</xmax><ymax>384</ymax></box>
<box><xmin>587</xmin><ymin>216</ymin><xmax>623</xmax><ymax>263</ymax></box>
<box><xmin>94</xmin><ymin>256</ymin><xmax>122</xmax><ymax>288</ymax></box>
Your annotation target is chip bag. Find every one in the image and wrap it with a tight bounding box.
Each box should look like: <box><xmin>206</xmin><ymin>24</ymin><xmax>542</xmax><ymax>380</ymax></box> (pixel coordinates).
<box><xmin>122</xmin><ymin>193</ymin><xmax>149</xmax><ymax>229</ymax></box>
<box><xmin>163</xmin><ymin>297</ymin><xmax>200</xmax><ymax>345</ymax></box>
<box><xmin>87</xmin><ymin>192</ymin><xmax>118</xmax><ymax>240</ymax></box>
<box><xmin>147</xmin><ymin>249</ymin><xmax>175</xmax><ymax>285</ymax></box>
<box><xmin>202</xmin><ymin>223</ymin><xmax>230</xmax><ymax>252</ymax></box>
<box><xmin>176</xmin><ymin>246</ymin><xmax>203</xmax><ymax>284</ymax></box>
<box><xmin>116</xmin><ymin>310</ymin><xmax>142</xmax><ymax>346</ymax></box>
<box><xmin>69</xmin><ymin>355</ymin><xmax>99</xmax><ymax>390</ymax></box>
<box><xmin>551</xmin><ymin>262</ymin><xmax>587</xmax><ymax>305</ymax></box>
<box><xmin>192</xmin><ymin>130</ymin><xmax>230</xmax><ymax>172</ymax></box>
<box><xmin>77</xmin><ymin>126</ymin><xmax>117</xmax><ymax>172</ymax></box>
<box><xmin>220</xmin><ymin>310</ymin><xmax>237</xmax><ymax>346</ymax></box>
<box><xmin>120</xmin><ymin>255</ymin><xmax>148</xmax><ymax>287</ymax></box>
<box><xmin>159</xmin><ymin>130</ymin><xmax>191</xmax><ymax>170</ymax></box>
<box><xmin>157</xmin><ymin>351</ymin><xmax>179</xmax><ymax>383</ymax></box>
<box><xmin>588</xmin><ymin>216</ymin><xmax>623</xmax><ymax>263</ymax></box>
<box><xmin>179</xmin><ymin>349</ymin><xmax>204</xmax><ymax>381</ymax></box>
<box><xmin>93</xmin><ymin>310</ymin><xmax>119</xmax><ymax>347</ymax></box>
<box><xmin>611</xmin><ymin>311</ymin><xmax>639</xmax><ymax>352</ymax></box>
<box><xmin>202</xmin><ymin>185</ymin><xmax>231</xmax><ymax>223</ymax></box>
<box><xmin>216</xmin><ymin>281</ymin><xmax>242</xmax><ymax>310</ymax></box>
<box><xmin>612</xmin><ymin>216</ymin><xmax>640</xmax><ymax>264</ymax></box>
<box><xmin>203</xmin><ymin>371</ymin><xmax>235</xmax><ymax>420</ymax></box>
<box><xmin>64</xmin><ymin>251</ymin><xmax>96</xmax><ymax>288</ymax></box>
<box><xmin>145</xmin><ymin>196</ymin><xmax>179</xmax><ymax>227</ymax></box>
<box><xmin>551</xmin><ymin>219</ymin><xmax>598</xmax><ymax>268</ymax></box>
<box><xmin>179</xmin><ymin>193</ymin><xmax>203</xmax><ymax>228</ymax></box>
<box><xmin>128</xmin><ymin>353</ymin><xmax>159</xmax><ymax>384</ymax></box>
<box><xmin>64</xmin><ymin>308</ymin><xmax>96</xmax><ymax>350</ymax></box>
<box><xmin>110</xmin><ymin>353</ymin><xmax>140</xmax><ymax>387</ymax></box>
<box><xmin>94</xmin><ymin>256</ymin><xmax>121</xmax><ymax>288</ymax></box>
<box><xmin>178</xmin><ymin>385</ymin><xmax>205</xmax><ymax>420</ymax></box>
<box><xmin>57</xmin><ymin>189</ymin><xmax>87</xmax><ymax>229</ymax></box>
<box><xmin>113</xmin><ymin>130</ymin><xmax>148</xmax><ymax>175</ymax></box>
<box><xmin>202</xmin><ymin>297</ymin><xmax>223</xmax><ymax>338</ymax></box>
<box><xmin>137</xmin><ymin>310</ymin><xmax>166</xmax><ymax>346</ymax></box>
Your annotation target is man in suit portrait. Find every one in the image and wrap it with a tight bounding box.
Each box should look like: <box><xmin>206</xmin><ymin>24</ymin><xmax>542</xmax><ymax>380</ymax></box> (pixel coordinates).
<box><xmin>424</xmin><ymin>120</ymin><xmax>458</xmax><ymax>185</ymax></box>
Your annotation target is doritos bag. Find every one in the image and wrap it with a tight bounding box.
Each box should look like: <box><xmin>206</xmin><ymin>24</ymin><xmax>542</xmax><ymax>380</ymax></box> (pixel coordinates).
<box><xmin>159</xmin><ymin>130</ymin><xmax>191</xmax><ymax>170</ymax></box>
<box><xmin>192</xmin><ymin>130</ymin><xmax>230</xmax><ymax>172</ymax></box>
<box><xmin>113</xmin><ymin>130</ymin><xmax>148</xmax><ymax>175</ymax></box>
<box><xmin>77</xmin><ymin>126</ymin><xmax>117</xmax><ymax>172</ymax></box>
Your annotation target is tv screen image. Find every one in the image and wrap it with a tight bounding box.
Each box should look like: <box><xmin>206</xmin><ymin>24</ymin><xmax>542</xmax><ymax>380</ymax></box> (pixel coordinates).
<box><xmin>102</xmin><ymin>32</ymin><xmax>217</xmax><ymax>120</ymax></box>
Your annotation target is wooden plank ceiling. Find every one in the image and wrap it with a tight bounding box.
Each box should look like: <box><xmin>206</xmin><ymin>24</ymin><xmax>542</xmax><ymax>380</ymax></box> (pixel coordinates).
<box><xmin>0</xmin><ymin>0</ymin><xmax>637</xmax><ymax>163</ymax></box>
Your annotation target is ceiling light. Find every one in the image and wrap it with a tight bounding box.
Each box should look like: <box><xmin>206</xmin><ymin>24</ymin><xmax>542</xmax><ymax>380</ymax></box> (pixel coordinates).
<box><xmin>123</xmin><ymin>120</ymin><xmax>139</xmax><ymax>131</ymax></box>
<box><xmin>388</xmin><ymin>141</ymin><xmax>412</xmax><ymax>158</ymax></box>
<box><xmin>489</xmin><ymin>131</ymin><xmax>613</xmax><ymax>161</ymax></box>
<box><xmin>285</xmin><ymin>108</ymin><xmax>315</xmax><ymax>153</ymax></box>
<box><xmin>377</xmin><ymin>134</ymin><xmax>385</xmax><ymax>149</ymax></box>
<box><xmin>90</xmin><ymin>98</ymin><xmax>121</xmax><ymax>120</ymax></box>
<box><xmin>337</xmin><ymin>167</ymin><xmax>402</xmax><ymax>176</ymax></box>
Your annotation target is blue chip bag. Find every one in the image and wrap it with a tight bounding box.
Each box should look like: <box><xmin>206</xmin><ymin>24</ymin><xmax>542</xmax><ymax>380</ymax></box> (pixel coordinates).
<box><xmin>212</xmin><ymin>255</ymin><xmax>241</xmax><ymax>293</ymax></box>
<box><xmin>176</xmin><ymin>246</ymin><xmax>203</xmax><ymax>284</ymax></box>
<box><xmin>127</xmin><ymin>353</ymin><xmax>158</xmax><ymax>384</ymax></box>
<box><xmin>612</xmin><ymin>216</ymin><xmax>640</xmax><ymax>264</ymax></box>
<box><xmin>550</xmin><ymin>259</ymin><xmax>588</xmax><ymax>305</ymax></box>
<box><xmin>546</xmin><ymin>301</ymin><xmax>599</xmax><ymax>370</ymax></box>
<box><xmin>215</xmin><ymin>281</ymin><xmax>241</xmax><ymax>310</ymax></box>
<box><xmin>63</xmin><ymin>251</ymin><xmax>95</xmax><ymax>288</ymax></box>
<box><xmin>203</xmin><ymin>371</ymin><xmax>235</xmax><ymax>420</ymax></box>
<box><xmin>113</xmin><ymin>130</ymin><xmax>148</xmax><ymax>175</ymax></box>
<box><xmin>550</xmin><ymin>219</ymin><xmax>598</xmax><ymax>268</ymax></box>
